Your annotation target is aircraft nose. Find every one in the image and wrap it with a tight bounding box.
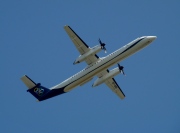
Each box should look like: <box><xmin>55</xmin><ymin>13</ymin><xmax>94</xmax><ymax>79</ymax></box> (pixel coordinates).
<box><xmin>148</xmin><ymin>36</ymin><xmax>157</xmax><ymax>41</ymax></box>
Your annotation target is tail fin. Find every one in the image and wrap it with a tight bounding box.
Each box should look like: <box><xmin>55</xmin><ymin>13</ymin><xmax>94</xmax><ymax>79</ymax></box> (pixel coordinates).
<box><xmin>21</xmin><ymin>75</ymin><xmax>50</xmax><ymax>101</ymax></box>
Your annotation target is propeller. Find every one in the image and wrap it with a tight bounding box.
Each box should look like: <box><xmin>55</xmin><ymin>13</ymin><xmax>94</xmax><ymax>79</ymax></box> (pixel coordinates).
<box><xmin>99</xmin><ymin>38</ymin><xmax>107</xmax><ymax>53</ymax></box>
<box><xmin>118</xmin><ymin>64</ymin><xmax>126</xmax><ymax>76</ymax></box>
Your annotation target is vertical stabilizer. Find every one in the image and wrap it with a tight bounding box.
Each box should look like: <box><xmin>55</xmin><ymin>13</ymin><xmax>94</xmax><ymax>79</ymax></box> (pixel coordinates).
<box><xmin>21</xmin><ymin>75</ymin><xmax>50</xmax><ymax>101</ymax></box>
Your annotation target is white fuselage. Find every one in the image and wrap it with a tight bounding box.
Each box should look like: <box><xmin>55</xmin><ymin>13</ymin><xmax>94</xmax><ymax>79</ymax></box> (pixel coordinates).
<box><xmin>51</xmin><ymin>36</ymin><xmax>156</xmax><ymax>92</ymax></box>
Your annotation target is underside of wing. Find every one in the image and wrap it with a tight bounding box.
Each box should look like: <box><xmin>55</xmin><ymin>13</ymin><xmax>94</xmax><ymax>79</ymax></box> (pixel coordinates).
<box><xmin>84</xmin><ymin>55</ymin><xmax>99</xmax><ymax>65</ymax></box>
<box><xmin>64</xmin><ymin>25</ymin><xmax>99</xmax><ymax>65</ymax></box>
<box><xmin>105</xmin><ymin>78</ymin><xmax>125</xmax><ymax>99</ymax></box>
<box><xmin>96</xmin><ymin>70</ymin><xmax>125</xmax><ymax>99</ymax></box>
<box><xmin>64</xmin><ymin>25</ymin><xmax>90</xmax><ymax>55</ymax></box>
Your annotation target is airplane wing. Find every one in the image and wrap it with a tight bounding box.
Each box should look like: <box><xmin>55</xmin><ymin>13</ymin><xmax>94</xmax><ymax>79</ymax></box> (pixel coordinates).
<box><xmin>64</xmin><ymin>25</ymin><xmax>99</xmax><ymax>65</ymax></box>
<box><xmin>97</xmin><ymin>70</ymin><xmax>125</xmax><ymax>99</ymax></box>
<box><xmin>105</xmin><ymin>78</ymin><xmax>125</xmax><ymax>99</ymax></box>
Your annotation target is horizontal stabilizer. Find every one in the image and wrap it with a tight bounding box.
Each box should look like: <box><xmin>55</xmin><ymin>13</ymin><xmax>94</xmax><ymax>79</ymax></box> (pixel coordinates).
<box><xmin>21</xmin><ymin>75</ymin><xmax>36</xmax><ymax>89</ymax></box>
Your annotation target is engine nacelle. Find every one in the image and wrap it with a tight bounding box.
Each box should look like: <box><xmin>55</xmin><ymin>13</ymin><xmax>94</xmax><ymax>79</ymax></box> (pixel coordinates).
<box><xmin>92</xmin><ymin>67</ymin><xmax>120</xmax><ymax>87</ymax></box>
<box><xmin>73</xmin><ymin>45</ymin><xmax>101</xmax><ymax>64</ymax></box>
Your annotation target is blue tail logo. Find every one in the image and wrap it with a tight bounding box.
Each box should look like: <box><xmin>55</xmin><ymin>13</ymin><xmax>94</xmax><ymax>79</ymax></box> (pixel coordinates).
<box><xmin>34</xmin><ymin>87</ymin><xmax>45</xmax><ymax>96</ymax></box>
<box><xmin>27</xmin><ymin>83</ymin><xmax>50</xmax><ymax>101</ymax></box>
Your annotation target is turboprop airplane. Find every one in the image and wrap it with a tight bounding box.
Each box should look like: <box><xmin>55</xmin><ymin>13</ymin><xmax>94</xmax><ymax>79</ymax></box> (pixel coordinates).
<box><xmin>21</xmin><ymin>25</ymin><xmax>156</xmax><ymax>101</ymax></box>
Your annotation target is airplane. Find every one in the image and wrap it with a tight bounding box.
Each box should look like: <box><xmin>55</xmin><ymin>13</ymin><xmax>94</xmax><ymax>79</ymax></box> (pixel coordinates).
<box><xmin>21</xmin><ymin>25</ymin><xmax>157</xmax><ymax>101</ymax></box>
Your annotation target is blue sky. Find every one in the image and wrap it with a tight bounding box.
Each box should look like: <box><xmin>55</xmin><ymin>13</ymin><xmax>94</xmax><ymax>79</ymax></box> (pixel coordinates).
<box><xmin>1</xmin><ymin>0</ymin><xmax>180</xmax><ymax>133</ymax></box>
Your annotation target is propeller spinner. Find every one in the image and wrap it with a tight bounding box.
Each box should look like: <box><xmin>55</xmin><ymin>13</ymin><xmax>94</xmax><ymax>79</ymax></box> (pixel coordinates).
<box><xmin>99</xmin><ymin>38</ymin><xmax>107</xmax><ymax>53</ymax></box>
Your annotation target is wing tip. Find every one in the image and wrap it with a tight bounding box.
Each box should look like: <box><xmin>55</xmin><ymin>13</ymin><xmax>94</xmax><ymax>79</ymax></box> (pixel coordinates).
<box><xmin>64</xmin><ymin>25</ymin><xmax>70</xmax><ymax>29</ymax></box>
<box><xmin>120</xmin><ymin>95</ymin><xmax>125</xmax><ymax>100</ymax></box>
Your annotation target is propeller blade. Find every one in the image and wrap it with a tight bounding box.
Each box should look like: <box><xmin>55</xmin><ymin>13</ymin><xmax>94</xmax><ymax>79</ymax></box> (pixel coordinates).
<box><xmin>121</xmin><ymin>69</ymin><xmax>126</xmax><ymax>76</ymax></box>
<box><xmin>99</xmin><ymin>38</ymin><xmax>107</xmax><ymax>53</ymax></box>
<box><xmin>117</xmin><ymin>64</ymin><xmax>126</xmax><ymax>76</ymax></box>
<box><xmin>103</xmin><ymin>47</ymin><xmax>107</xmax><ymax>53</ymax></box>
<box><xmin>99</xmin><ymin>38</ymin><xmax>102</xmax><ymax>44</ymax></box>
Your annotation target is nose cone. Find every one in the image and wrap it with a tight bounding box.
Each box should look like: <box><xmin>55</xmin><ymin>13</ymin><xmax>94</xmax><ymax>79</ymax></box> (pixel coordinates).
<box><xmin>148</xmin><ymin>36</ymin><xmax>157</xmax><ymax>41</ymax></box>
